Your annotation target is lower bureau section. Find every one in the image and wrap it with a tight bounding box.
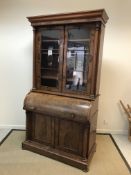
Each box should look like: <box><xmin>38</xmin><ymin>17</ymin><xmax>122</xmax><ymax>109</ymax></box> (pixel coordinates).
<box><xmin>22</xmin><ymin>140</ymin><xmax>96</xmax><ymax>171</ymax></box>
<box><xmin>22</xmin><ymin>92</ymin><xmax>98</xmax><ymax>171</ymax></box>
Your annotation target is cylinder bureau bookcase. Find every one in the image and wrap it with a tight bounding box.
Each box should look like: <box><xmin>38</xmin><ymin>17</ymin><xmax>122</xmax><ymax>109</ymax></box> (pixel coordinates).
<box><xmin>22</xmin><ymin>9</ymin><xmax>108</xmax><ymax>171</ymax></box>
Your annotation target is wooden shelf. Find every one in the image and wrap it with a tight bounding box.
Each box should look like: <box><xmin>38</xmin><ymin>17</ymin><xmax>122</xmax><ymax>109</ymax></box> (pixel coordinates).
<box><xmin>41</xmin><ymin>68</ymin><xmax>58</xmax><ymax>71</ymax></box>
<box><xmin>42</xmin><ymin>52</ymin><xmax>59</xmax><ymax>55</ymax></box>
<box><xmin>68</xmin><ymin>39</ymin><xmax>90</xmax><ymax>42</ymax></box>
<box><xmin>42</xmin><ymin>40</ymin><xmax>59</xmax><ymax>42</ymax></box>
<box><xmin>67</xmin><ymin>48</ymin><xmax>89</xmax><ymax>51</ymax></box>
<box><xmin>41</xmin><ymin>49</ymin><xmax>59</xmax><ymax>51</ymax></box>
<box><xmin>67</xmin><ymin>53</ymin><xmax>89</xmax><ymax>56</ymax></box>
<box><xmin>41</xmin><ymin>75</ymin><xmax>58</xmax><ymax>80</ymax></box>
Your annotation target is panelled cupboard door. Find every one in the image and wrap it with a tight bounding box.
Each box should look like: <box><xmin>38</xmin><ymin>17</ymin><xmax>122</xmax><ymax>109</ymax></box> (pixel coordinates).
<box><xmin>54</xmin><ymin>118</ymin><xmax>87</xmax><ymax>156</ymax></box>
<box><xmin>33</xmin><ymin>113</ymin><xmax>54</xmax><ymax>146</ymax></box>
<box><xmin>35</xmin><ymin>26</ymin><xmax>64</xmax><ymax>92</ymax></box>
<box><xmin>30</xmin><ymin>113</ymin><xmax>88</xmax><ymax>157</ymax></box>
<box><xmin>62</xmin><ymin>24</ymin><xmax>97</xmax><ymax>95</ymax></box>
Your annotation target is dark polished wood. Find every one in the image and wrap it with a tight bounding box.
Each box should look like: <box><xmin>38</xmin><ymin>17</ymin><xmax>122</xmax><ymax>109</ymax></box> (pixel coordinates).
<box><xmin>23</xmin><ymin>9</ymin><xmax>108</xmax><ymax>171</ymax></box>
<box><xmin>27</xmin><ymin>9</ymin><xmax>108</xmax><ymax>26</ymax></box>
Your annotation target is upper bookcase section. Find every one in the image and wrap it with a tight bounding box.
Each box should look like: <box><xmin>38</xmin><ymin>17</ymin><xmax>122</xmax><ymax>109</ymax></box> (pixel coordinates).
<box><xmin>27</xmin><ymin>9</ymin><xmax>109</xmax><ymax>26</ymax></box>
<box><xmin>27</xmin><ymin>9</ymin><xmax>108</xmax><ymax>100</ymax></box>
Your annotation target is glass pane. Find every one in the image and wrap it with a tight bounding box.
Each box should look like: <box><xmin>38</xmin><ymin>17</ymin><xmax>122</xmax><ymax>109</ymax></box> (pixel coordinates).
<box><xmin>41</xmin><ymin>29</ymin><xmax>61</xmax><ymax>40</ymax></box>
<box><xmin>65</xmin><ymin>26</ymin><xmax>91</xmax><ymax>92</ymax></box>
<box><xmin>42</xmin><ymin>40</ymin><xmax>59</xmax><ymax>50</ymax></box>
<box><xmin>40</xmin><ymin>28</ymin><xmax>62</xmax><ymax>88</ymax></box>
<box><xmin>68</xmin><ymin>27</ymin><xmax>90</xmax><ymax>40</ymax></box>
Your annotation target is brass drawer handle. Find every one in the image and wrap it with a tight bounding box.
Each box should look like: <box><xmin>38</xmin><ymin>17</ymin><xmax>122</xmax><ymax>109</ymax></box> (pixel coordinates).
<box><xmin>71</xmin><ymin>113</ymin><xmax>75</xmax><ymax>118</ymax></box>
<box><xmin>29</xmin><ymin>106</ymin><xmax>35</xmax><ymax>110</ymax></box>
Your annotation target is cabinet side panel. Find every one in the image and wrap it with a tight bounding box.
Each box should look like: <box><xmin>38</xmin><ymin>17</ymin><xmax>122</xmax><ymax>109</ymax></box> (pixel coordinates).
<box><xmin>35</xmin><ymin>31</ymin><xmax>41</xmax><ymax>89</ymax></box>
<box><xmin>87</xmin><ymin>98</ymin><xmax>98</xmax><ymax>156</ymax></box>
<box><xmin>90</xmin><ymin>23</ymin><xmax>100</xmax><ymax>96</ymax></box>
<box><xmin>26</xmin><ymin>111</ymin><xmax>35</xmax><ymax>140</ymax></box>
<box><xmin>95</xmin><ymin>24</ymin><xmax>105</xmax><ymax>95</ymax></box>
<box><xmin>88</xmin><ymin>112</ymin><xmax>98</xmax><ymax>155</ymax></box>
<box><xmin>33</xmin><ymin>28</ymin><xmax>37</xmax><ymax>89</ymax></box>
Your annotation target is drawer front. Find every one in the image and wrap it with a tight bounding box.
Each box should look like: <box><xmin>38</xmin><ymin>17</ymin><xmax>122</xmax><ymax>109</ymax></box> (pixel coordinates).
<box><xmin>55</xmin><ymin>118</ymin><xmax>88</xmax><ymax>156</ymax></box>
<box><xmin>33</xmin><ymin>113</ymin><xmax>54</xmax><ymax>146</ymax></box>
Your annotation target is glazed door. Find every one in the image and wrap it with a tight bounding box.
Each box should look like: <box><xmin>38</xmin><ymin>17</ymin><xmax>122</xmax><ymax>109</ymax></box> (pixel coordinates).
<box><xmin>62</xmin><ymin>24</ymin><xmax>96</xmax><ymax>96</ymax></box>
<box><xmin>35</xmin><ymin>26</ymin><xmax>64</xmax><ymax>92</ymax></box>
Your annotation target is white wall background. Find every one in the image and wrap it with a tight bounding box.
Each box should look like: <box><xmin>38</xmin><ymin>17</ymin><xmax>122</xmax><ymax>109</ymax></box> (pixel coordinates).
<box><xmin>0</xmin><ymin>0</ymin><xmax>131</xmax><ymax>134</ymax></box>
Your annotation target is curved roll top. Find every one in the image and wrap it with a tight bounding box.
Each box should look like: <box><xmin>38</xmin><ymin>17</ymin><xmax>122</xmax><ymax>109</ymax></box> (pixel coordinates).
<box><xmin>24</xmin><ymin>92</ymin><xmax>92</xmax><ymax>122</ymax></box>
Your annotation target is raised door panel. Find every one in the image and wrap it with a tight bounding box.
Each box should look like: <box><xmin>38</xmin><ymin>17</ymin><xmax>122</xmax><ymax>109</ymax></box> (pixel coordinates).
<box><xmin>35</xmin><ymin>26</ymin><xmax>64</xmax><ymax>92</ymax></box>
<box><xmin>33</xmin><ymin>113</ymin><xmax>54</xmax><ymax>146</ymax></box>
<box><xmin>55</xmin><ymin>119</ymin><xmax>86</xmax><ymax>156</ymax></box>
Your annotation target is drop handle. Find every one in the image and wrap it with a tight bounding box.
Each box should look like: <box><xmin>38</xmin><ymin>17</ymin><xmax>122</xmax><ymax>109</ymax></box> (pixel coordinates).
<box><xmin>71</xmin><ymin>113</ymin><xmax>75</xmax><ymax>119</ymax></box>
<box><xmin>29</xmin><ymin>106</ymin><xmax>35</xmax><ymax>110</ymax></box>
